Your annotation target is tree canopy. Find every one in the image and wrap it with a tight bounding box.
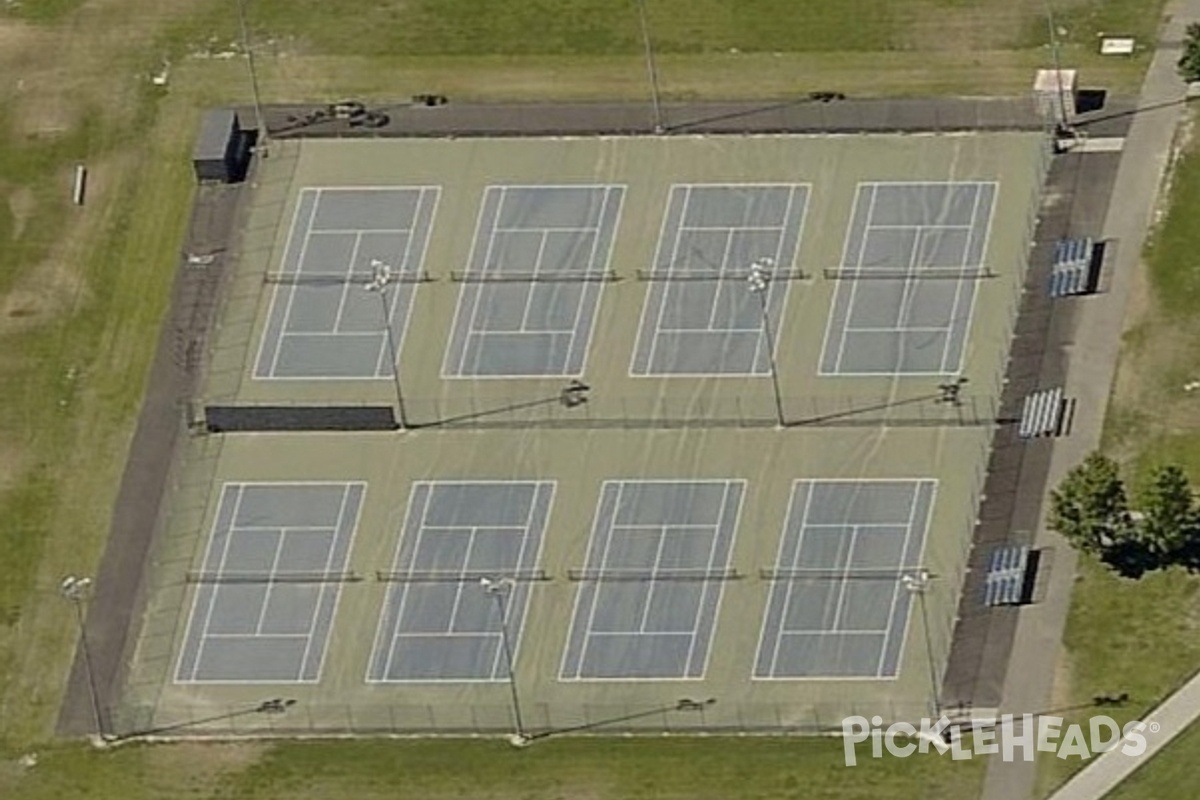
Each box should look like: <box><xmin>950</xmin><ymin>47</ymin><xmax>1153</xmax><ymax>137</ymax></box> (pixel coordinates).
<box><xmin>1179</xmin><ymin>22</ymin><xmax>1200</xmax><ymax>83</ymax></box>
<box><xmin>1049</xmin><ymin>453</ymin><xmax>1199</xmax><ymax>578</ymax></box>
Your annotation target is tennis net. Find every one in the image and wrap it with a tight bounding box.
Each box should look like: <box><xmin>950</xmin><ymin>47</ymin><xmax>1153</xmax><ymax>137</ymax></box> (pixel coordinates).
<box><xmin>822</xmin><ymin>267</ymin><xmax>992</xmax><ymax>280</ymax></box>
<box><xmin>185</xmin><ymin>570</ymin><xmax>363</xmax><ymax>584</ymax></box>
<box><xmin>449</xmin><ymin>270</ymin><xmax>617</xmax><ymax>283</ymax></box>
<box><xmin>635</xmin><ymin>268</ymin><xmax>808</xmax><ymax>282</ymax></box>
<box><xmin>758</xmin><ymin>567</ymin><xmax>931</xmax><ymax>581</ymax></box>
<box><xmin>567</xmin><ymin>568</ymin><xmax>741</xmax><ymax>582</ymax></box>
<box><xmin>262</xmin><ymin>270</ymin><xmax>432</xmax><ymax>286</ymax></box>
<box><xmin>374</xmin><ymin>569</ymin><xmax>550</xmax><ymax>583</ymax></box>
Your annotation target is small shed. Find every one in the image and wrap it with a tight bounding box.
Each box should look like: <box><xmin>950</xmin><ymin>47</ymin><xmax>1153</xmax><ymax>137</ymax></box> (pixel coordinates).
<box><xmin>1033</xmin><ymin>69</ymin><xmax>1077</xmax><ymax>127</ymax></box>
<box><xmin>193</xmin><ymin>109</ymin><xmax>251</xmax><ymax>183</ymax></box>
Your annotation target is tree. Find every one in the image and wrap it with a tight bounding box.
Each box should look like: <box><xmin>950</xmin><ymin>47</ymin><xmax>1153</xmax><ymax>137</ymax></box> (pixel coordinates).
<box><xmin>1137</xmin><ymin>464</ymin><xmax>1198</xmax><ymax>560</ymax></box>
<box><xmin>1048</xmin><ymin>452</ymin><xmax>1135</xmax><ymax>556</ymax></box>
<box><xmin>1178</xmin><ymin>22</ymin><xmax>1200</xmax><ymax>83</ymax></box>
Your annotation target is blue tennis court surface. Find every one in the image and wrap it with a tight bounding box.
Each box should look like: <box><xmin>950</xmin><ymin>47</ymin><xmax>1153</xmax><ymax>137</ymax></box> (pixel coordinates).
<box><xmin>632</xmin><ymin>184</ymin><xmax>808</xmax><ymax>375</ymax></box>
<box><xmin>820</xmin><ymin>182</ymin><xmax>996</xmax><ymax>375</ymax></box>
<box><xmin>175</xmin><ymin>482</ymin><xmax>364</xmax><ymax>683</ymax></box>
<box><xmin>367</xmin><ymin>481</ymin><xmax>552</xmax><ymax>682</ymax></box>
<box><xmin>560</xmin><ymin>480</ymin><xmax>743</xmax><ymax>680</ymax></box>
<box><xmin>754</xmin><ymin>480</ymin><xmax>935</xmax><ymax>679</ymax></box>
<box><xmin>255</xmin><ymin>187</ymin><xmax>439</xmax><ymax>379</ymax></box>
<box><xmin>443</xmin><ymin>185</ymin><xmax>624</xmax><ymax>377</ymax></box>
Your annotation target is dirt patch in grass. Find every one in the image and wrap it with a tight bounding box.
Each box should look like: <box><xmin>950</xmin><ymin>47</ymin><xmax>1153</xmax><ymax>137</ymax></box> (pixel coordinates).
<box><xmin>0</xmin><ymin>259</ymin><xmax>89</xmax><ymax>335</ymax></box>
<box><xmin>5</xmin><ymin>185</ymin><xmax>34</xmax><ymax>239</ymax></box>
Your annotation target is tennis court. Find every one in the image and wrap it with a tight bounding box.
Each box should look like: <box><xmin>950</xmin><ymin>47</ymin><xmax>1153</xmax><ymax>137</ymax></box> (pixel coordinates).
<box><xmin>122</xmin><ymin>131</ymin><xmax>1048</xmax><ymax>736</ymax></box>
<box><xmin>367</xmin><ymin>481</ymin><xmax>552</xmax><ymax>682</ymax></box>
<box><xmin>254</xmin><ymin>186</ymin><xmax>439</xmax><ymax>379</ymax></box>
<box><xmin>819</xmin><ymin>182</ymin><xmax>997</xmax><ymax>376</ymax></box>
<box><xmin>175</xmin><ymin>482</ymin><xmax>364</xmax><ymax>683</ymax></box>
<box><xmin>443</xmin><ymin>185</ymin><xmax>625</xmax><ymax>377</ymax></box>
<box><xmin>754</xmin><ymin>480</ymin><xmax>935</xmax><ymax>679</ymax></box>
<box><xmin>630</xmin><ymin>184</ymin><xmax>808</xmax><ymax>375</ymax></box>
<box><xmin>560</xmin><ymin>480</ymin><xmax>744</xmax><ymax>680</ymax></box>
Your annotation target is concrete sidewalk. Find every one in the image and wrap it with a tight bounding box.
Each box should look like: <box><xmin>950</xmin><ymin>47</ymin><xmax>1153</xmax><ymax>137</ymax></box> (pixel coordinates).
<box><xmin>981</xmin><ymin>3</ymin><xmax>1198</xmax><ymax>800</ymax></box>
<box><xmin>1047</xmin><ymin>671</ymin><xmax>1200</xmax><ymax>800</ymax></box>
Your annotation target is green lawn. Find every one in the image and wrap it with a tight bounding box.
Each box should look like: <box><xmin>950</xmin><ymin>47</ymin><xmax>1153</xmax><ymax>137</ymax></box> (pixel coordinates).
<box><xmin>0</xmin><ymin>1</ymin><xmax>1173</xmax><ymax>799</ymax></box>
<box><xmin>3</xmin><ymin>737</ymin><xmax>984</xmax><ymax>800</ymax></box>
<box><xmin>1036</xmin><ymin>111</ymin><xmax>1200</xmax><ymax>797</ymax></box>
<box><xmin>1104</xmin><ymin>718</ymin><xmax>1200</xmax><ymax>800</ymax></box>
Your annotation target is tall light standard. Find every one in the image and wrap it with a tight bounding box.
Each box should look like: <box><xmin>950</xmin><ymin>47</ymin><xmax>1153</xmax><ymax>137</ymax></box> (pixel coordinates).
<box><xmin>481</xmin><ymin>577</ymin><xmax>527</xmax><ymax>746</ymax></box>
<box><xmin>635</xmin><ymin>0</ymin><xmax>665</xmax><ymax>134</ymax></box>
<box><xmin>60</xmin><ymin>576</ymin><xmax>107</xmax><ymax>741</ymax></box>
<box><xmin>365</xmin><ymin>259</ymin><xmax>410</xmax><ymax>429</ymax></box>
<box><xmin>235</xmin><ymin>0</ymin><xmax>268</xmax><ymax>154</ymax></box>
<box><xmin>747</xmin><ymin>258</ymin><xmax>786</xmax><ymax>428</ymax></box>
<box><xmin>1043</xmin><ymin>0</ymin><xmax>1071</xmax><ymax>132</ymax></box>
<box><xmin>902</xmin><ymin>570</ymin><xmax>941</xmax><ymax>717</ymax></box>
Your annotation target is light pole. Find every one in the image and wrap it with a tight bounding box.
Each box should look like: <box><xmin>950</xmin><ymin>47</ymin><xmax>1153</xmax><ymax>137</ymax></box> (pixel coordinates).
<box><xmin>747</xmin><ymin>258</ymin><xmax>786</xmax><ymax>428</ymax></box>
<box><xmin>902</xmin><ymin>571</ymin><xmax>942</xmax><ymax>717</ymax></box>
<box><xmin>235</xmin><ymin>0</ymin><xmax>268</xmax><ymax>154</ymax></box>
<box><xmin>365</xmin><ymin>259</ymin><xmax>410</xmax><ymax>429</ymax></box>
<box><xmin>1043</xmin><ymin>0</ymin><xmax>1071</xmax><ymax>132</ymax></box>
<box><xmin>481</xmin><ymin>577</ymin><xmax>527</xmax><ymax>745</ymax></box>
<box><xmin>635</xmin><ymin>0</ymin><xmax>665</xmax><ymax>134</ymax></box>
<box><xmin>60</xmin><ymin>576</ymin><xmax>107</xmax><ymax>741</ymax></box>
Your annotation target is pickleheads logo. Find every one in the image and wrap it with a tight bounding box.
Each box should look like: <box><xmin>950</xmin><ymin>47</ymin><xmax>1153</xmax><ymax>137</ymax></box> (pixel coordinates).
<box><xmin>841</xmin><ymin>714</ymin><xmax>1158</xmax><ymax>766</ymax></box>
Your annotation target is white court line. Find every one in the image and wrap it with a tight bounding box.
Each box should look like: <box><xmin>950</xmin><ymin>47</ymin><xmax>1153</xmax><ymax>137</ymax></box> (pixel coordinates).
<box><xmin>942</xmin><ymin>184</ymin><xmax>996</xmax><ymax>373</ymax></box>
<box><xmin>747</xmin><ymin>189</ymin><xmax>796</xmax><ymax>373</ymax></box>
<box><xmin>229</xmin><ymin>524</ymin><xmax>335</xmax><ymax>533</ymax></box>
<box><xmin>677</xmin><ymin>224</ymin><xmax>790</xmax><ymax>234</ymax></box>
<box><xmin>267</xmin><ymin>192</ymin><xmax>322</xmax><ymax>377</ymax></box>
<box><xmin>768</xmin><ymin>483</ymin><xmax>816</xmax><ymax>678</ymax></box>
<box><xmin>380</xmin><ymin>485</ymin><xmax>434</xmax><ymax>680</ymax></box>
<box><xmin>564</xmin><ymin>187</ymin><xmax>624</xmax><ymax>375</ymax></box>
<box><xmin>575</xmin><ymin>482</ymin><xmax>626</xmax><ymax>679</ymax></box>
<box><xmin>874</xmin><ymin>486</ymin><xmax>922</xmax><ymax>677</ymax></box>
<box><xmin>493</xmin><ymin>484</ymin><xmax>549</xmax><ymax>680</ymax></box>
<box><xmin>392</xmin><ymin>631</ymin><xmax>505</xmax><ymax>640</ymax></box>
<box><xmin>298</xmin><ymin>486</ymin><xmax>353</xmax><ymax>680</ymax></box>
<box><xmin>685</xmin><ymin>488</ymin><xmax>732</xmax><ymax>675</ymax></box>
<box><xmin>887</xmin><ymin>480</ymin><xmax>939</xmax><ymax>681</ymax></box>
<box><xmin>330</xmin><ymin>232</ymin><xmax>363</xmax><ymax>334</ymax></box>
<box><xmin>442</xmin><ymin>187</ymin><xmax>499</xmax><ymax>377</ymax></box>
<box><xmin>445</xmin><ymin>526</ymin><xmax>482</xmax><ymax>639</ymax></box>
<box><xmin>492</xmin><ymin>224</ymin><xmax>600</xmax><ymax>234</ymax></box>
<box><xmin>201</xmin><ymin>632</ymin><xmax>311</xmax><ymax>640</ymax></box>
<box><xmin>365</xmin><ymin>483</ymin><xmax>419</xmax><ymax>684</ymax></box>
<box><xmin>636</xmin><ymin>525</ymin><xmax>671</xmax><ymax>634</ymax></box>
<box><xmin>644</xmin><ymin>186</ymin><xmax>694</xmax><ymax>372</ymax></box>
<box><xmin>703</xmin><ymin>228</ymin><xmax>737</xmax><ymax>330</ymax></box>
<box><xmin>830</xmin><ymin>185</ymin><xmax>877</xmax><ymax>375</ymax></box>
<box><xmin>867</xmin><ymin>223</ymin><xmax>972</xmax><ymax>231</ymax></box>
<box><xmin>752</xmin><ymin>481</ymin><xmax>802</xmax><ymax>679</ymax></box>
<box><xmin>841</xmin><ymin>325</ymin><xmax>951</xmax><ymax>335</ymax></box>
<box><xmin>313</xmin><ymin>227</ymin><xmax>412</xmax><ymax>235</ymax></box>
<box><xmin>375</xmin><ymin>186</ymin><xmax>441</xmax><ymax>377</ymax></box>
<box><xmin>516</xmin><ymin>230</ymin><xmax>549</xmax><ymax>332</ymax></box>
<box><xmin>628</xmin><ymin>185</ymin><xmax>683</xmax><ymax>376</ymax></box>
<box><xmin>252</xmin><ymin>531</ymin><xmax>288</xmax><ymax>635</ymax></box>
<box><xmin>252</xmin><ymin>188</ymin><xmax>313</xmax><ymax>379</ymax></box>
<box><xmin>886</xmin><ymin>222</ymin><xmax>927</xmax><ymax>366</ymax></box>
<box><xmin>463</xmin><ymin>187</ymin><xmax>507</xmax><ymax>353</ymax></box>
<box><xmin>935</xmin><ymin>187</ymin><xmax>983</xmax><ymax>374</ymax></box>
<box><xmin>186</xmin><ymin>486</ymin><xmax>247</xmax><ymax>682</ymax></box>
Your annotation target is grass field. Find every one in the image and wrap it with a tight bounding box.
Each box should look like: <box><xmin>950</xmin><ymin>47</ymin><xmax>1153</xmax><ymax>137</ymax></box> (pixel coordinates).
<box><xmin>0</xmin><ymin>0</ymin><xmax>1174</xmax><ymax>798</ymax></box>
<box><xmin>2</xmin><ymin>737</ymin><xmax>986</xmax><ymax>800</ymax></box>
<box><xmin>1032</xmin><ymin>111</ymin><xmax>1200</xmax><ymax>798</ymax></box>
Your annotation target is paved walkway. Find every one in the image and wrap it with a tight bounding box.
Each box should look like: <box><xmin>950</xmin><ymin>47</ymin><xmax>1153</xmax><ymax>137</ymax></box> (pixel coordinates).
<box><xmin>982</xmin><ymin>3</ymin><xmax>1199</xmax><ymax>800</ymax></box>
<box><xmin>1049</xmin><ymin>671</ymin><xmax>1200</xmax><ymax>800</ymax></box>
